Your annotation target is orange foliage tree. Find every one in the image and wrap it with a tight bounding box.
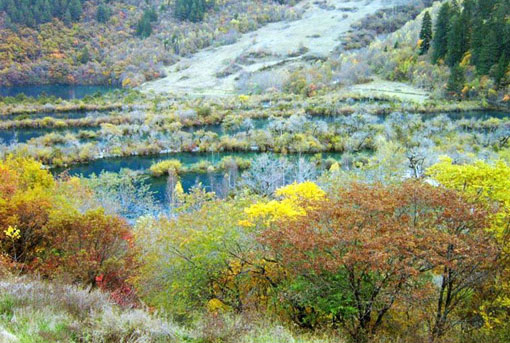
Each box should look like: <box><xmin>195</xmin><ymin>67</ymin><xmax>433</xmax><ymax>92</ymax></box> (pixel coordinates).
<box><xmin>0</xmin><ymin>156</ymin><xmax>134</xmax><ymax>296</ymax></box>
<box><xmin>42</xmin><ymin>208</ymin><xmax>134</xmax><ymax>290</ymax></box>
<box><xmin>259</xmin><ymin>181</ymin><xmax>497</xmax><ymax>342</ymax></box>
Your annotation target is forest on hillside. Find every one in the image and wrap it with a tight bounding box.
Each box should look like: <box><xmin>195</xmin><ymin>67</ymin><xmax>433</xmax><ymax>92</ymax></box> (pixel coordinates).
<box><xmin>0</xmin><ymin>0</ymin><xmax>86</xmax><ymax>27</ymax></box>
<box><xmin>0</xmin><ymin>0</ymin><xmax>298</xmax><ymax>87</ymax></box>
<box><xmin>426</xmin><ymin>0</ymin><xmax>510</xmax><ymax>94</ymax></box>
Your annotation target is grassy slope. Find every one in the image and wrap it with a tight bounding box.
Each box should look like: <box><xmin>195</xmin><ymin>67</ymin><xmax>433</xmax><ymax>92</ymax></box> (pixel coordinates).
<box><xmin>141</xmin><ymin>0</ymin><xmax>389</xmax><ymax>96</ymax></box>
<box><xmin>0</xmin><ymin>278</ymin><xmax>337</xmax><ymax>343</ymax></box>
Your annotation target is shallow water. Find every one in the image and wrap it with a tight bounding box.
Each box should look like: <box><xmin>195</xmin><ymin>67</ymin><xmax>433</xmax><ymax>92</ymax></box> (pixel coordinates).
<box><xmin>53</xmin><ymin>151</ymin><xmax>343</xmax><ymax>202</ymax></box>
<box><xmin>0</xmin><ymin>85</ymin><xmax>119</xmax><ymax>99</ymax></box>
<box><xmin>443</xmin><ymin>111</ymin><xmax>510</xmax><ymax>120</ymax></box>
<box><xmin>1</xmin><ymin>110</ymin><xmax>110</xmax><ymax>121</ymax></box>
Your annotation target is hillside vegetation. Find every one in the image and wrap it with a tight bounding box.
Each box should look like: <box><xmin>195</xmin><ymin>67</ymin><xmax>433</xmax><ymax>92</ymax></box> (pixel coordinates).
<box><xmin>351</xmin><ymin>0</ymin><xmax>510</xmax><ymax>105</ymax></box>
<box><xmin>0</xmin><ymin>0</ymin><xmax>298</xmax><ymax>87</ymax></box>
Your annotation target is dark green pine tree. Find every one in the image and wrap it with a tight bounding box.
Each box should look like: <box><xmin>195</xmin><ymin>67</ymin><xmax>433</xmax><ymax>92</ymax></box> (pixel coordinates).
<box><xmin>470</xmin><ymin>17</ymin><xmax>484</xmax><ymax>68</ymax></box>
<box><xmin>96</xmin><ymin>3</ymin><xmax>111</xmax><ymax>23</ymax></box>
<box><xmin>63</xmin><ymin>8</ymin><xmax>72</xmax><ymax>26</ymax></box>
<box><xmin>478</xmin><ymin>0</ymin><xmax>498</xmax><ymax>19</ymax></box>
<box><xmin>174</xmin><ymin>0</ymin><xmax>206</xmax><ymax>22</ymax></box>
<box><xmin>493</xmin><ymin>54</ymin><xmax>509</xmax><ymax>86</ymax></box>
<box><xmin>41</xmin><ymin>0</ymin><xmax>52</xmax><ymax>22</ymax></box>
<box><xmin>446</xmin><ymin>15</ymin><xmax>465</xmax><ymax>67</ymax></box>
<box><xmin>419</xmin><ymin>11</ymin><xmax>433</xmax><ymax>55</ymax></box>
<box><xmin>136</xmin><ymin>16</ymin><xmax>152</xmax><ymax>38</ymax></box>
<box><xmin>79</xmin><ymin>46</ymin><xmax>90</xmax><ymax>64</ymax></box>
<box><xmin>190</xmin><ymin>0</ymin><xmax>200</xmax><ymax>22</ymax></box>
<box><xmin>174</xmin><ymin>0</ymin><xmax>189</xmax><ymax>21</ymax></box>
<box><xmin>478</xmin><ymin>26</ymin><xmax>500</xmax><ymax>75</ymax></box>
<box><xmin>447</xmin><ymin>64</ymin><xmax>466</xmax><ymax>97</ymax></box>
<box><xmin>432</xmin><ymin>2</ymin><xmax>450</xmax><ymax>64</ymax></box>
<box><xmin>504</xmin><ymin>22</ymin><xmax>510</xmax><ymax>59</ymax></box>
<box><xmin>68</xmin><ymin>0</ymin><xmax>83</xmax><ymax>21</ymax></box>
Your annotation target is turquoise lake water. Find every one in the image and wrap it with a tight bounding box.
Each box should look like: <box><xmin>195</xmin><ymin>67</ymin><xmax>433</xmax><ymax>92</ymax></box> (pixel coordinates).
<box><xmin>0</xmin><ymin>85</ymin><xmax>120</xmax><ymax>99</ymax></box>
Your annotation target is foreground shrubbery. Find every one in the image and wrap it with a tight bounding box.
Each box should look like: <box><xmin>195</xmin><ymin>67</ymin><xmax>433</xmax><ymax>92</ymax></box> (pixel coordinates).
<box><xmin>134</xmin><ymin>179</ymin><xmax>506</xmax><ymax>342</ymax></box>
<box><xmin>1</xmin><ymin>154</ymin><xmax>510</xmax><ymax>342</ymax></box>
<box><xmin>0</xmin><ymin>156</ymin><xmax>134</xmax><ymax>293</ymax></box>
<box><xmin>0</xmin><ymin>277</ymin><xmax>338</xmax><ymax>343</ymax></box>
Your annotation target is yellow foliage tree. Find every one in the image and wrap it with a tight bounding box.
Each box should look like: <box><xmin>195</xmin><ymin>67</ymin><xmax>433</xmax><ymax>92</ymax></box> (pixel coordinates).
<box><xmin>428</xmin><ymin>157</ymin><xmax>510</xmax><ymax>330</ymax></box>
<box><xmin>242</xmin><ymin>182</ymin><xmax>325</xmax><ymax>227</ymax></box>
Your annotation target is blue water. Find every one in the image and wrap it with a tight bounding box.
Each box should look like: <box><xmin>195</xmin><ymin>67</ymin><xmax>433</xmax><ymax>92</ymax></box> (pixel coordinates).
<box><xmin>1</xmin><ymin>110</ymin><xmax>107</xmax><ymax>121</ymax></box>
<box><xmin>54</xmin><ymin>152</ymin><xmax>266</xmax><ymax>178</ymax></box>
<box><xmin>0</xmin><ymin>85</ymin><xmax>119</xmax><ymax>100</ymax></box>
<box><xmin>52</xmin><ymin>151</ymin><xmax>343</xmax><ymax>203</ymax></box>
<box><xmin>148</xmin><ymin>172</ymin><xmax>228</xmax><ymax>201</ymax></box>
<box><xmin>443</xmin><ymin>111</ymin><xmax>510</xmax><ymax>120</ymax></box>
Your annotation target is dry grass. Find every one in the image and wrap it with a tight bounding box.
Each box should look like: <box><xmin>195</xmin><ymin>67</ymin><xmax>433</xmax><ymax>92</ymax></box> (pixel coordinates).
<box><xmin>0</xmin><ymin>277</ymin><xmax>186</xmax><ymax>343</ymax></box>
<box><xmin>0</xmin><ymin>277</ymin><xmax>338</xmax><ymax>343</ymax></box>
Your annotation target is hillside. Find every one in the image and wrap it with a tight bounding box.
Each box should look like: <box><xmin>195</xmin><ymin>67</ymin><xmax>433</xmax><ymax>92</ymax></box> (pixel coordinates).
<box><xmin>142</xmin><ymin>0</ymin><xmax>390</xmax><ymax>96</ymax></box>
<box><xmin>0</xmin><ymin>0</ymin><xmax>436</xmax><ymax>95</ymax></box>
<box><xmin>0</xmin><ymin>0</ymin><xmax>300</xmax><ymax>87</ymax></box>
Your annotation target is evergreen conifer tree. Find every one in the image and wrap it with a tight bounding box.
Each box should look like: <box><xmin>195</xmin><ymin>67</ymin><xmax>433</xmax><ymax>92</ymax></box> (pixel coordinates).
<box><xmin>446</xmin><ymin>15</ymin><xmax>465</xmax><ymax>67</ymax></box>
<box><xmin>419</xmin><ymin>11</ymin><xmax>433</xmax><ymax>55</ymax></box>
<box><xmin>96</xmin><ymin>3</ymin><xmax>111</xmax><ymax>23</ymax></box>
<box><xmin>69</xmin><ymin>0</ymin><xmax>83</xmax><ymax>21</ymax></box>
<box><xmin>432</xmin><ymin>2</ymin><xmax>450</xmax><ymax>64</ymax></box>
<box><xmin>478</xmin><ymin>26</ymin><xmax>500</xmax><ymax>75</ymax></box>
<box><xmin>447</xmin><ymin>64</ymin><xmax>466</xmax><ymax>97</ymax></box>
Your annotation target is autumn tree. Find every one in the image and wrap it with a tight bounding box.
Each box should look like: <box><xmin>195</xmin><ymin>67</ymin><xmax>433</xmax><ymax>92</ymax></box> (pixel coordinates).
<box><xmin>42</xmin><ymin>208</ymin><xmax>133</xmax><ymax>289</ymax></box>
<box><xmin>0</xmin><ymin>156</ymin><xmax>135</xmax><ymax>293</ymax></box>
<box><xmin>0</xmin><ymin>156</ymin><xmax>55</xmax><ymax>268</ymax></box>
<box><xmin>259</xmin><ymin>181</ymin><xmax>495</xmax><ymax>342</ymax></box>
<box><xmin>428</xmin><ymin>158</ymin><xmax>510</xmax><ymax>336</ymax></box>
<box><xmin>134</xmin><ymin>195</ymin><xmax>275</xmax><ymax>316</ymax></box>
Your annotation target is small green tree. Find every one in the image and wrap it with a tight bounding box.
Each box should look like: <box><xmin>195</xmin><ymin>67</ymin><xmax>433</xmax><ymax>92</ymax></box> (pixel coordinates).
<box><xmin>136</xmin><ymin>8</ymin><xmax>158</xmax><ymax>38</ymax></box>
<box><xmin>79</xmin><ymin>46</ymin><xmax>90</xmax><ymax>64</ymax></box>
<box><xmin>493</xmin><ymin>55</ymin><xmax>509</xmax><ymax>86</ymax></box>
<box><xmin>174</xmin><ymin>0</ymin><xmax>214</xmax><ymax>23</ymax></box>
<box><xmin>68</xmin><ymin>0</ymin><xmax>82</xmax><ymax>21</ymax></box>
<box><xmin>447</xmin><ymin>64</ymin><xmax>466</xmax><ymax>97</ymax></box>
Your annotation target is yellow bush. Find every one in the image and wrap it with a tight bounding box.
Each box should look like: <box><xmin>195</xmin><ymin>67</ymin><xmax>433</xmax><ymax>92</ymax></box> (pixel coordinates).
<box><xmin>149</xmin><ymin>160</ymin><xmax>183</xmax><ymax>177</ymax></box>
